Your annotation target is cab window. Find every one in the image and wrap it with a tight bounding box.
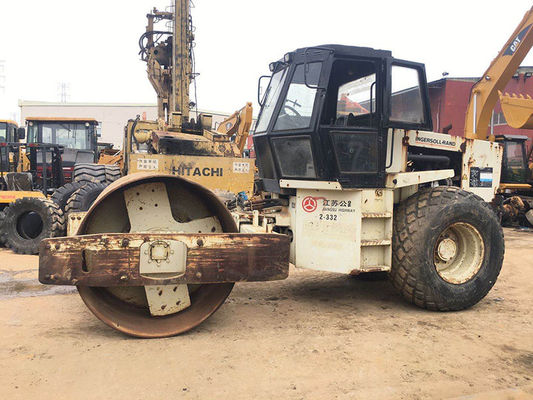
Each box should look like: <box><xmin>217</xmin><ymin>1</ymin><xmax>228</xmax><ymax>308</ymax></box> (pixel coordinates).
<box><xmin>255</xmin><ymin>68</ymin><xmax>288</xmax><ymax>133</ymax></box>
<box><xmin>322</xmin><ymin>59</ymin><xmax>378</xmax><ymax>128</ymax></box>
<box><xmin>505</xmin><ymin>141</ymin><xmax>526</xmax><ymax>168</ymax></box>
<box><xmin>274</xmin><ymin>62</ymin><xmax>322</xmax><ymax>131</ymax></box>
<box><xmin>337</xmin><ymin>73</ymin><xmax>376</xmax><ymax>122</ymax></box>
<box><xmin>390</xmin><ymin>65</ymin><xmax>425</xmax><ymax>124</ymax></box>
<box><xmin>0</xmin><ymin>123</ymin><xmax>6</xmax><ymax>142</ymax></box>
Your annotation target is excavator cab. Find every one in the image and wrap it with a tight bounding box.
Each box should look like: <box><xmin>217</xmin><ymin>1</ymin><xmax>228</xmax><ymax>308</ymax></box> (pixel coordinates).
<box><xmin>254</xmin><ymin>45</ymin><xmax>432</xmax><ymax>193</ymax></box>
<box><xmin>496</xmin><ymin>135</ymin><xmax>532</xmax><ymax>184</ymax></box>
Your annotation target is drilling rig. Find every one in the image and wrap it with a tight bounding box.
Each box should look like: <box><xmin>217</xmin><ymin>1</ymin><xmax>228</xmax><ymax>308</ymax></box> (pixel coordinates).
<box><xmin>122</xmin><ymin>0</ymin><xmax>254</xmax><ymax>195</ymax></box>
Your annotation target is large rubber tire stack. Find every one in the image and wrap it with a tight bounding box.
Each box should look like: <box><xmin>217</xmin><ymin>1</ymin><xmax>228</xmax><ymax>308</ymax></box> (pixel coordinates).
<box><xmin>104</xmin><ymin>165</ymin><xmax>121</xmax><ymax>183</ymax></box>
<box><xmin>391</xmin><ymin>186</ymin><xmax>504</xmax><ymax>311</ymax></box>
<box><xmin>73</xmin><ymin>163</ymin><xmax>121</xmax><ymax>185</ymax></box>
<box><xmin>65</xmin><ymin>182</ymin><xmax>108</xmax><ymax>213</ymax></box>
<box><xmin>51</xmin><ymin>181</ymin><xmax>86</xmax><ymax>212</ymax></box>
<box><xmin>2</xmin><ymin>198</ymin><xmax>65</xmax><ymax>254</ymax></box>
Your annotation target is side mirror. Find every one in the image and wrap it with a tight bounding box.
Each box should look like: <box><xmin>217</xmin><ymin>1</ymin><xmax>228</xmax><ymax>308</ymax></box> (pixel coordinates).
<box><xmin>257</xmin><ymin>75</ymin><xmax>271</xmax><ymax>107</ymax></box>
<box><xmin>16</xmin><ymin>127</ymin><xmax>26</xmax><ymax>141</ymax></box>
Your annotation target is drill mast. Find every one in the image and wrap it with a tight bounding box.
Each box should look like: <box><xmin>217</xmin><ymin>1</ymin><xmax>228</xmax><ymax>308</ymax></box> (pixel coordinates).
<box><xmin>142</xmin><ymin>0</ymin><xmax>194</xmax><ymax>128</ymax></box>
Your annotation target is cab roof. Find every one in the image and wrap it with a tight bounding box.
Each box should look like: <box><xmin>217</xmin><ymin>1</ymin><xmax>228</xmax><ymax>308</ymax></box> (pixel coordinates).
<box><xmin>0</xmin><ymin>119</ymin><xmax>18</xmax><ymax>126</ymax></box>
<box><xmin>496</xmin><ymin>134</ymin><xmax>529</xmax><ymax>141</ymax></box>
<box><xmin>292</xmin><ymin>44</ymin><xmax>392</xmax><ymax>59</ymax></box>
<box><xmin>25</xmin><ymin>117</ymin><xmax>98</xmax><ymax>123</ymax></box>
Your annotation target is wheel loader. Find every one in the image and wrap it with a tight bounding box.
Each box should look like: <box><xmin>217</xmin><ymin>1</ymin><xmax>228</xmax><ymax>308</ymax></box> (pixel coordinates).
<box><xmin>39</xmin><ymin>41</ymin><xmax>505</xmax><ymax>337</ymax></box>
<box><xmin>0</xmin><ymin>142</ymin><xmax>65</xmax><ymax>254</ymax></box>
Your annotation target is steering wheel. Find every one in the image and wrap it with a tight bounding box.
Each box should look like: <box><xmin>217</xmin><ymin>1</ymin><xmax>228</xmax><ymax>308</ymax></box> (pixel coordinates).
<box><xmin>282</xmin><ymin>105</ymin><xmax>302</xmax><ymax>117</ymax></box>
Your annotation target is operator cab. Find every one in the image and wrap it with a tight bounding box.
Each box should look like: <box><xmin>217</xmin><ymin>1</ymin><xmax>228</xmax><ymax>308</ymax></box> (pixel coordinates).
<box><xmin>25</xmin><ymin>118</ymin><xmax>100</xmax><ymax>181</ymax></box>
<box><xmin>495</xmin><ymin>135</ymin><xmax>532</xmax><ymax>184</ymax></box>
<box><xmin>254</xmin><ymin>45</ymin><xmax>432</xmax><ymax>192</ymax></box>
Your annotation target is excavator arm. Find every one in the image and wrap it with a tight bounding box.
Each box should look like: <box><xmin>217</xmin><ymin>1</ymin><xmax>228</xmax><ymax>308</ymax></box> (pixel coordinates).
<box><xmin>465</xmin><ymin>6</ymin><xmax>533</xmax><ymax>140</ymax></box>
<box><xmin>215</xmin><ymin>102</ymin><xmax>253</xmax><ymax>153</ymax></box>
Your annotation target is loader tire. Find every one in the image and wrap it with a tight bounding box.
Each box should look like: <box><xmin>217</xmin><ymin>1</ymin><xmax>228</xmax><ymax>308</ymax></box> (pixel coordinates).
<box><xmin>65</xmin><ymin>182</ymin><xmax>108</xmax><ymax>213</ymax></box>
<box><xmin>51</xmin><ymin>181</ymin><xmax>86</xmax><ymax>211</ymax></box>
<box><xmin>3</xmin><ymin>198</ymin><xmax>65</xmax><ymax>254</ymax></box>
<box><xmin>391</xmin><ymin>186</ymin><xmax>504</xmax><ymax>311</ymax></box>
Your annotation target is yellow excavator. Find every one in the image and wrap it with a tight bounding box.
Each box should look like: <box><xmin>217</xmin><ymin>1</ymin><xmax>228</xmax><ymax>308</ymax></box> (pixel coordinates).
<box><xmin>463</xmin><ymin>6</ymin><xmax>533</xmax><ymax>226</ymax></box>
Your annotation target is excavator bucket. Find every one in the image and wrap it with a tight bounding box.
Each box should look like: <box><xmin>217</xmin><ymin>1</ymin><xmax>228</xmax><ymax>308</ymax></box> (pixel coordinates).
<box><xmin>498</xmin><ymin>91</ymin><xmax>533</xmax><ymax>129</ymax></box>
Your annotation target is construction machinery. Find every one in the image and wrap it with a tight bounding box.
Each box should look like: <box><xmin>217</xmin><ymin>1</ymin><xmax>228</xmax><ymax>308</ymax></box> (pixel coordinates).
<box><xmin>494</xmin><ymin>133</ymin><xmax>533</xmax><ymax>225</ymax></box>
<box><xmin>14</xmin><ymin>118</ymin><xmax>119</xmax><ymax>223</ymax></box>
<box><xmin>48</xmin><ymin>0</ymin><xmax>255</xmax><ymax>241</ymax></box>
<box><xmin>24</xmin><ymin>117</ymin><xmax>101</xmax><ymax>182</ymax></box>
<box><xmin>0</xmin><ymin>119</ymin><xmax>30</xmax><ymax>172</ymax></box>
<box><xmin>0</xmin><ymin>118</ymin><xmax>110</xmax><ymax>254</ymax></box>
<box><xmin>0</xmin><ymin>120</ymin><xmax>20</xmax><ymax>143</ymax></box>
<box><xmin>462</xmin><ymin>6</ymin><xmax>533</xmax><ymax>226</ymax></box>
<box><xmin>118</xmin><ymin>1</ymin><xmax>255</xmax><ymax>196</ymax></box>
<box><xmin>39</xmin><ymin>33</ymin><xmax>506</xmax><ymax>337</ymax></box>
<box><xmin>0</xmin><ymin>142</ymin><xmax>65</xmax><ymax>254</ymax></box>
<box><xmin>64</xmin><ymin>1</ymin><xmax>255</xmax><ymax>200</ymax></box>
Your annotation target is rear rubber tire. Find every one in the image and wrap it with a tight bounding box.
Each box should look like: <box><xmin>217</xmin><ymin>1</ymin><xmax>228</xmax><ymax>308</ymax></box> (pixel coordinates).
<box><xmin>65</xmin><ymin>182</ymin><xmax>108</xmax><ymax>213</ymax></box>
<box><xmin>391</xmin><ymin>186</ymin><xmax>504</xmax><ymax>311</ymax></box>
<box><xmin>51</xmin><ymin>181</ymin><xmax>86</xmax><ymax>211</ymax></box>
<box><xmin>3</xmin><ymin>198</ymin><xmax>65</xmax><ymax>254</ymax></box>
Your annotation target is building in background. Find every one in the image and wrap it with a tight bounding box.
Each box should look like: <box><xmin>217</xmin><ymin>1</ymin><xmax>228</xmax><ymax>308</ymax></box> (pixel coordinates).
<box><xmin>19</xmin><ymin>101</ymin><xmax>243</xmax><ymax>149</ymax></box>
<box><xmin>428</xmin><ymin>66</ymin><xmax>533</xmax><ymax>146</ymax></box>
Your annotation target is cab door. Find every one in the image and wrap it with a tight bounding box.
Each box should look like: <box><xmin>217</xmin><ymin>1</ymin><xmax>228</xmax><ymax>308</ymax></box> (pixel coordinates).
<box><xmin>318</xmin><ymin>57</ymin><xmax>387</xmax><ymax>188</ymax></box>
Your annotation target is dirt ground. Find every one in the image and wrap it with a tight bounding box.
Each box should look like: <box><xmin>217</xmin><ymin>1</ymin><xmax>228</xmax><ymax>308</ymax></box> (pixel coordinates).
<box><xmin>0</xmin><ymin>228</ymin><xmax>532</xmax><ymax>400</ymax></box>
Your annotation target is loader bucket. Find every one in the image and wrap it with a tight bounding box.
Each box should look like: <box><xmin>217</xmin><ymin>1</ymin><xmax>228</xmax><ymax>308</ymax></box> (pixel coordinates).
<box><xmin>499</xmin><ymin>91</ymin><xmax>533</xmax><ymax>129</ymax></box>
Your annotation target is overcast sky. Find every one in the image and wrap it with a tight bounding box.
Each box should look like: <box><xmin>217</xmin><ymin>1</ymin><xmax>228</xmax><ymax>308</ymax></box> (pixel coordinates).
<box><xmin>1</xmin><ymin>0</ymin><xmax>533</xmax><ymax>121</ymax></box>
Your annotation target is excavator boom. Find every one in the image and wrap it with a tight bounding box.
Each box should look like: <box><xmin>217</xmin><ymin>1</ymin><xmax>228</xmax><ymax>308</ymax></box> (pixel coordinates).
<box><xmin>215</xmin><ymin>102</ymin><xmax>253</xmax><ymax>153</ymax></box>
<box><xmin>465</xmin><ymin>7</ymin><xmax>533</xmax><ymax>139</ymax></box>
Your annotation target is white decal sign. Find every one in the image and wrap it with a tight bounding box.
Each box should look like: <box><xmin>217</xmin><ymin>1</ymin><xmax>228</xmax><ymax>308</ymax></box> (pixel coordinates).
<box><xmin>233</xmin><ymin>162</ymin><xmax>250</xmax><ymax>174</ymax></box>
<box><xmin>137</xmin><ymin>158</ymin><xmax>159</xmax><ymax>171</ymax></box>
